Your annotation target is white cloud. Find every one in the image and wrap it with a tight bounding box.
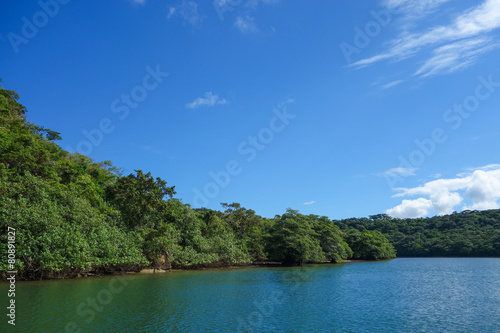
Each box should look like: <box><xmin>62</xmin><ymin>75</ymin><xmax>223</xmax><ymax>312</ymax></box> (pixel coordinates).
<box><xmin>215</xmin><ymin>0</ymin><xmax>278</xmax><ymax>11</ymax></box>
<box><xmin>463</xmin><ymin>169</ymin><xmax>500</xmax><ymax>208</ymax></box>
<box><xmin>430</xmin><ymin>190</ymin><xmax>463</xmax><ymax>215</ymax></box>
<box><xmin>234</xmin><ymin>16</ymin><xmax>258</xmax><ymax>33</ymax></box>
<box><xmin>457</xmin><ymin>163</ymin><xmax>500</xmax><ymax>177</ymax></box>
<box><xmin>167</xmin><ymin>1</ymin><xmax>202</xmax><ymax>26</ymax></box>
<box><xmin>304</xmin><ymin>201</ymin><xmax>316</xmax><ymax>205</ymax></box>
<box><xmin>384</xmin><ymin>0</ymin><xmax>447</xmax><ymax>11</ymax></box>
<box><xmin>132</xmin><ymin>0</ymin><xmax>146</xmax><ymax>5</ymax></box>
<box><xmin>386</xmin><ymin>198</ymin><xmax>433</xmax><ymax>218</ymax></box>
<box><xmin>386</xmin><ymin>165</ymin><xmax>500</xmax><ymax>217</ymax></box>
<box><xmin>392</xmin><ymin>177</ymin><xmax>469</xmax><ymax>198</ymax></box>
<box><xmin>378</xmin><ymin>167</ymin><xmax>418</xmax><ymax>177</ymax></box>
<box><xmin>382</xmin><ymin>79</ymin><xmax>404</xmax><ymax>89</ymax></box>
<box><xmin>214</xmin><ymin>0</ymin><xmax>227</xmax><ymax>6</ymax></box>
<box><xmin>185</xmin><ymin>92</ymin><xmax>228</xmax><ymax>109</ymax></box>
<box><xmin>415</xmin><ymin>37</ymin><xmax>499</xmax><ymax>77</ymax></box>
<box><xmin>246</xmin><ymin>0</ymin><xmax>279</xmax><ymax>7</ymax></box>
<box><xmin>466</xmin><ymin>163</ymin><xmax>500</xmax><ymax>171</ymax></box>
<box><xmin>352</xmin><ymin>0</ymin><xmax>500</xmax><ymax>76</ymax></box>
<box><xmin>384</xmin><ymin>0</ymin><xmax>450</xmax><ymax>21</ymax></box>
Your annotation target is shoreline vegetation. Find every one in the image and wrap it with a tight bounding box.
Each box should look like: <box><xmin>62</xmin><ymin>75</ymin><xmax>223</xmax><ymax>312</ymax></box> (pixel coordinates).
<box><xmin>80</xmin><ymin>260</ymin><xmax>386</xmax><ymax>279</ymax></box>
<box><xmin>136</xmin><ymin>260</ymin><xmax>376</xmax><ymax>275</ymax></box>
<box><xmin>1</xmin><ymin>83</ymin><xmax>499</xmax><ymax>281</ymax></box>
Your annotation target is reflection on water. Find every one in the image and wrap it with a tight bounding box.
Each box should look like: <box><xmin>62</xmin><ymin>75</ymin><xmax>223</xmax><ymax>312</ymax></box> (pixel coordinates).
<box><xmin>1</xmin><ymin>258</ymin><xmax>499</xmax><ymax>332</ymax></box>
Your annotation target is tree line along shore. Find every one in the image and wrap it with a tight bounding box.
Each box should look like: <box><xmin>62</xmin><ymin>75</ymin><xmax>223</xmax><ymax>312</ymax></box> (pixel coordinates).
<box><xmin>1</xmin><ymin>83</ymin><xmax>499</xmax><ymax>281</ymax></box>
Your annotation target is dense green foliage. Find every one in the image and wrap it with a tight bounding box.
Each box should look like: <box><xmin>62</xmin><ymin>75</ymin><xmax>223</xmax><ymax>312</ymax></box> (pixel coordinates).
<box><xmin>1</xmin><ymin>84</ymin><xmax>370</xmax><ymax>279</ymax></box>
<box><xmin>344</xmin><ymin>230</ymin><xmax>396</xmax><ymax>260</ymax></box>
<box><xmin>335</xmin><ymin>212</ymin><xmax>500</xmax><ymax>257</ymax></box>
<box><xmin>2</xmin><ymin>82</ymin><xmax>497</xmax><ymax>280</ymax></box>
<box><xmin>267</xmin><ymin>210</ymin><xmax>352</xmax><ymax>265</ymax></box>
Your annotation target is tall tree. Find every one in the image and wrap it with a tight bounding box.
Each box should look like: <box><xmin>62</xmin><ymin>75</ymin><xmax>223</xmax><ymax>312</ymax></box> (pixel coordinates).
<box><xmin>105</xmin><ymin>170</ymin><xmax>176</xmax><ymax>230</ymax></box>
<box><xmin>267</xmin><ymin>209</ymin><xmax>324</xmax><ymax>265</ymax></box>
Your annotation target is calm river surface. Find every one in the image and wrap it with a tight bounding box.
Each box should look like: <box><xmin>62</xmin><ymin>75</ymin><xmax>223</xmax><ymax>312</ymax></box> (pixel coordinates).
<box><xmin>1</xmin><ymin>258</ymin><xmax>500</xmax><ymax>332</ymax></box>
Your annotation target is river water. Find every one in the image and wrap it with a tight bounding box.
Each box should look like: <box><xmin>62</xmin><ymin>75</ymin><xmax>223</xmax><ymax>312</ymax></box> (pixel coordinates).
<box><xmin>1</xmin><ymin>258</ymin><xmax>499</xmax><ymax>332</ymax></box>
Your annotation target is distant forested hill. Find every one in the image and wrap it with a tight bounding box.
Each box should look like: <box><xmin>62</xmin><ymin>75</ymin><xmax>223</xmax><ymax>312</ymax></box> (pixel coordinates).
<box><xmin>334</xmin><ymin>210</ymin><xmax>500</xmax><ymax>257</ymax></box>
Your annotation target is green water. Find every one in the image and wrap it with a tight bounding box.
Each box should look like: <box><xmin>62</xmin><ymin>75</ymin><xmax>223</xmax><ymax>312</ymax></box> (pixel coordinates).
<box><xmin>1</xmin><ymin>258</ymin><xmax>500</xmax><ymax>332</ymax></box>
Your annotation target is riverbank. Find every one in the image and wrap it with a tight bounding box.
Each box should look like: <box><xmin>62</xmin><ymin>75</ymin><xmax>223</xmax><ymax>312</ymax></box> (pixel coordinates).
<box><xmin>1</xmin><ymin>259</ymin><xmax>394</xmax><ymax>282</ymax></box>
<box><xmin>135</xmin><ymin>259</ymin><xmax>376</xmax><ymax>275</ymax></box>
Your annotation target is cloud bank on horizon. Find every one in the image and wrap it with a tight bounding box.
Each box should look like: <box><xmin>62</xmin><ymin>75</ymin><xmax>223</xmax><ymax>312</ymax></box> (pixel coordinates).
<box><xmin>386</xmin><ymin>164</ymin><xmax>500</xmax><ymax>218</ymax></box>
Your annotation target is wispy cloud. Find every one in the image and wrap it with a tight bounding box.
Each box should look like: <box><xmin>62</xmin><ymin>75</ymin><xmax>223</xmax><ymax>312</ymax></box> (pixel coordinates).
<box><xmin>378</xmin><ymin>167</ymin><xmax>418</xmax><ymax>177</ymax></box>
<box><xmin>382</xmin><ymin>79</ymin><xmax>404</xmax><ymax>89</ymax></box>
<box><xmin>131</xmin><ymin>0</ymin><xmax>146</xmax><ymax>5</ymax></box>
<box><xmin>167</xmin><ymin>1</ymin><xmax>203</xmax><ymax>26</ymax></box>
<box><xmin>415</xmin><ymin>37</ymin><xmax>499</xmax><ymax>77</ymax></box>
<box><xmin>185</xmin><ymin>92</ymin><xmax>228</xmax><ymax>109</ymax></box>
<box><xmin>384</xmin><ymin>0</ymin><xmax>451</xmax><ymax>23</ymax></box>
<box><xmin>246</xmin><ymin>0</ymin><xmax>280</xmax><ymax>7</ymax></box>
<box><xmin>352</xmin><ymin>0</ymin><xmax>500</xmax><ymax>77</ymax></box>
<box><xmin>386</xmin><ymin>164</ymin><xmax>500</xmax><ymax>218</ymax></box>
<box><xmin>457</xmin><ymin>163</ymin><xmax>500</xmax><ymax>176</ymax></box>
<box><xmin>234</xmin><ymin>16</ymin><xmax>258</xmax><ymax>33</ymax></box>
<box><xmin>465</xmin><ymin>163</ymin><xmax>500</xmax><ymax>172</ymax></box>
<box><xmin>304</xmin><ymin>201</ymin><xmax>316</xmax><ymax>205</ymax></box>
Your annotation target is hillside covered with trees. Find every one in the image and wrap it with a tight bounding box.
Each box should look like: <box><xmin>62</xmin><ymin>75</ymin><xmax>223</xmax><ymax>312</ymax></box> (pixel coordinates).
<box><xmin>335</xmin><ymin>211</ymin><xmax>500</xmax><ymax>257</ymax></box>
<box><xmin>1</xmin><ymin>83</ymin><xmax>498</xmax><ymax>281</ymax></box>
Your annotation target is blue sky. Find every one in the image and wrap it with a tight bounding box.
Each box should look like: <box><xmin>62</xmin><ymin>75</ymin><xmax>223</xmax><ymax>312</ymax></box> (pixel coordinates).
<box><xmin>1</xmin><ymin>0</ymin><xmax>500</xmax><ymax>219</ymax></box>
